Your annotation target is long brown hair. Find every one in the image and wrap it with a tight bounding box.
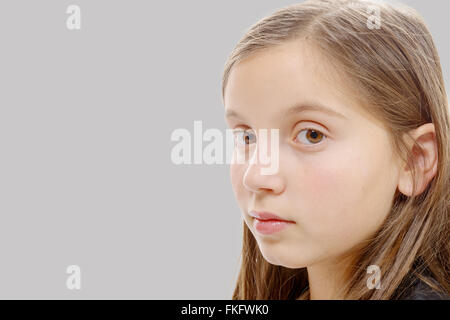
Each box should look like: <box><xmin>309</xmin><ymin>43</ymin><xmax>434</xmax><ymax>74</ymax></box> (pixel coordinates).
<box><xmin>222</xmin><ymin>0</ymin><xmax>449</xmax><ymax>299</ymax></box>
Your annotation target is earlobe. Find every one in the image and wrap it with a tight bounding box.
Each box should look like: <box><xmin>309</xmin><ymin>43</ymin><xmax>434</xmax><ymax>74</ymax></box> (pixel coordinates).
<box><xmin>397</xmin><ymin>123</ymin><xmax>438</xmax><ymax>197</ymax></box>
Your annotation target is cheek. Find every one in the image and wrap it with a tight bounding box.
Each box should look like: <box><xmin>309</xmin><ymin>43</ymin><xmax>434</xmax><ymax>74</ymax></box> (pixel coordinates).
<box><xmin>296</xmin><ymin>158</ymin><xmax>352</xmax><ymax>225</ymax></box>
<box><xmin>292</xmin><ymin>142</ymin><xmax>390</xmax><ymax>244</ymax></box>
<box><xmin>230</xmin><ymin>163</ymin><xmax>247</xmax><ymax>207</ymax></box>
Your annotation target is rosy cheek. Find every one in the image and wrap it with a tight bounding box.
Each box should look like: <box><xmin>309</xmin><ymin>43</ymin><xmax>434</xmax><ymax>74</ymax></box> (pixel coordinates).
<box><xmin>230</xmin><ymin>164</ymin><xmax>246</xmax><ymax>202</ymax></box>
<box><xmin>230</xmin><ymin>164</ymin><xmax>239</xmax><ymax>190</ymax></box>
<box><xmin>303</xmin><ymin>166</ymin><xmax>341</xmax><ymax>207</ymax></box>
<box><xmin>294</xmin><ymin>156</ymin><xmax>359</xmax><ymax>225</ymax></box>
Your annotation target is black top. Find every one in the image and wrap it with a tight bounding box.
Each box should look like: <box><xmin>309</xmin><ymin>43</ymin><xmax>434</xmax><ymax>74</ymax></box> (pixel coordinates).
<box><xmin>398</xmin><ymin>276</ymin><xmax>449</xmax><ymax>300</ymax></box>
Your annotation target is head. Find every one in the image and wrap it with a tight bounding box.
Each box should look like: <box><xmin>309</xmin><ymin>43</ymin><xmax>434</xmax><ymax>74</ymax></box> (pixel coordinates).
<box><xmin>222</xmin><ymin>0</ymin><xmax>449</xmax><ymax>299</ymax></box>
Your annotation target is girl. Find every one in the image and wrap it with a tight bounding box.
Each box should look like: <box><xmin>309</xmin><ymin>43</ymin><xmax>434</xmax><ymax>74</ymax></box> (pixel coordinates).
<box><xmin>222</xmin><ymin>0</ymin><xmax>449</xmax><ymax>299</ymax></box>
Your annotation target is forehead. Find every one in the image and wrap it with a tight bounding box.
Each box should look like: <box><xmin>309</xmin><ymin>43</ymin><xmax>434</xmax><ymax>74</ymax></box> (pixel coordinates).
<box><xmin>224</xmin><ymin>40</ymin><xmax>358</xmax><ymax>122</ymax></box>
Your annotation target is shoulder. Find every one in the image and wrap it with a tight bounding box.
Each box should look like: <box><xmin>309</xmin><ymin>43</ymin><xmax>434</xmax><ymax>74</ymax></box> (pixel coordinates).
<box><xmin>399</xmin><ymin>276</ymin><xmax>449</xmax><ymax>300</ymax></box>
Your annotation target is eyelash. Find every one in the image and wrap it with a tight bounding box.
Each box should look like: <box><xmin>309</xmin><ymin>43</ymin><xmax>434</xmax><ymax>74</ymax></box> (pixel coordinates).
<box><xmin>232</xmin><ymin>127</ymin><xmax>328</xmax><ymax>148</ymax></box>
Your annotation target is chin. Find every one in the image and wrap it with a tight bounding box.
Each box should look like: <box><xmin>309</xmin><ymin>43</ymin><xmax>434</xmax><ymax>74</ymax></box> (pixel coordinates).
<box><xmin>258</xmin><ymin>246</ymin><xmax>309</xmax><ymax>269</ymax></box>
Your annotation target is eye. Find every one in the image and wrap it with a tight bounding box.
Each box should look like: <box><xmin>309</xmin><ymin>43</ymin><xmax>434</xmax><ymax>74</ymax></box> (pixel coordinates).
<box><xmin>233</xmin><ymin>129</ymin><xmax>257</xmax><ymax>147</ymax></box>
<box><xmin>295</xmin><ymin>128</ymin><xmax>327</xmax><ymax>145</ymax></box>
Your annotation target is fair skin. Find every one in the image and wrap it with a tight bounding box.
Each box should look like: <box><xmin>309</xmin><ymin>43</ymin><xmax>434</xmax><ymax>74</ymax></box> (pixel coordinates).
<box><xmin>224</xmin><ymin>40</ymin><xmax>438</xmax><ymax>299</ymax></box>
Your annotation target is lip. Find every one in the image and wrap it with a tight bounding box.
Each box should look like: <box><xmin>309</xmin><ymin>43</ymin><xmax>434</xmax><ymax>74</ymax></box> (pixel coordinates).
<box><xmin>249</xmin><ymin>210</ymin><xmax>293</xmax><ymax>222</ymax></box>
<box><xmin>249</xmin><ymin>210</ymin><xmax>295</xmax><ymax>235</ymax></box>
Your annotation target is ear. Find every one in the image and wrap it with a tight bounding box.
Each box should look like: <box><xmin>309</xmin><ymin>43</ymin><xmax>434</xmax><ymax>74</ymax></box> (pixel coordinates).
<box><xmin>397</xmin><ymin>123</ymin><xmax>438</xmax><ymax>196</ymax></box>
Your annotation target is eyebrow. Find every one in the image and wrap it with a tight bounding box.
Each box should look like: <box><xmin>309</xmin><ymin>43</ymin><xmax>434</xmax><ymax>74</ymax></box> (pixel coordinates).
<box><xmin>284</xmin><ymin>103</ymin><xmax>348</xmax><ymax>120</ymax></box>
<box><xmin>225</xmin><ymin>103</ymin><xmax>348</xmax><ymax>121</ymax></box>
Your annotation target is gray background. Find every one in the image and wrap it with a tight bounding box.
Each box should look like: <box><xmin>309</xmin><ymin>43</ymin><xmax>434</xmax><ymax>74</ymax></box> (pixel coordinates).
<box><xmin>0</xmin><ymin>0</ymin><xmax>447</xmax><ymax>299</ymax></box>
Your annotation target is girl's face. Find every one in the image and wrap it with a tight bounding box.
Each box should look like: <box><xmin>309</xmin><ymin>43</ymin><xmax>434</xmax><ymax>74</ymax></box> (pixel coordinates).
<box><xmin>224</xmin><ymin>40</ymin><xmax>401</xmax><ymax>268</ymax></box>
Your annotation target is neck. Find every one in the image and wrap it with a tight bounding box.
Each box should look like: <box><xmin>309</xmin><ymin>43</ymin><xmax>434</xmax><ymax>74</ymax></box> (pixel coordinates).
<box><xmin>306</xmin><ymin>254</ymin><xmax>356</xmax><ymax>300</ymax></box>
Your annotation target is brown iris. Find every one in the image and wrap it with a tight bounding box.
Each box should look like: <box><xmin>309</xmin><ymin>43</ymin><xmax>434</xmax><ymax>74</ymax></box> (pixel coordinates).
<box><xmin>305</xmin><ymin>129</ymin><xmax>324</xmax><ymax>144</ymax></box>
<box><xmin>244</xmin><ymin>133</ymin><xmax>251</xmax><ymax>144</ymax></box>
<box><xmin>242</xmin><ymin>131</ymin><xmax>256</xmax><ymax>145</ymax></box>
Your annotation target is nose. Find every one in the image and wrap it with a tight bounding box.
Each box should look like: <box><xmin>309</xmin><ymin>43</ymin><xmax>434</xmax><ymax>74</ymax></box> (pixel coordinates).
<box><xmin>242</xmin><ymin>146</ymin><xmax>285</xmax><ymax>194</ymax></box>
